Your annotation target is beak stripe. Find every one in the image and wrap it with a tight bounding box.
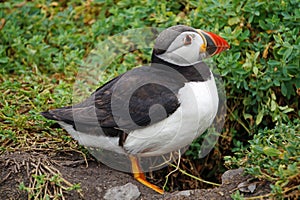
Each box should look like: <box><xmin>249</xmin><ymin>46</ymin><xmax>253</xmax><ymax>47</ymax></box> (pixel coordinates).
<box><xmin>198</xmin><ymin>30</ymin><xmax>230</xmax><ymax>56</ymax></box>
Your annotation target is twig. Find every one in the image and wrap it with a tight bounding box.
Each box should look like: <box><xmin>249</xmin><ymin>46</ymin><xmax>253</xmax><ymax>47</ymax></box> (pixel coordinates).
<box><xmin>163</xmin><ymin>150</ymin><xmax>181</xmax><ymax>190</ymax></box>
<box><xmin>149</xmin><ymin>151</ymin><xmax>176</xmax><ymax>170</ymax></box>
<box><xmin>168</xmin><ymin>162</ymin><xmax>221</xmax><ymax>187</ymax></box>
<box><xmin>70</xmin><ymin>148</ymin><xmax>89</xmax><ymax>168</ymax></box>
<box><xmin>43</xmin><ymin>180</ymin><xmax>48</xmax><ymax>200</ymax></box>
<box><xmin>41</xmin><ymin>162</ymin><xmax>84</xmax><ymax>198</ymax></box>
<box><xmin>242</xmin><ymin>192</ymin><xmax>272</xmax><ymax>200</ymax></box>
<box><xmin>0</xmin><ymin>171</ymin><xmax>12</xmax><ymax>185</ymax></box>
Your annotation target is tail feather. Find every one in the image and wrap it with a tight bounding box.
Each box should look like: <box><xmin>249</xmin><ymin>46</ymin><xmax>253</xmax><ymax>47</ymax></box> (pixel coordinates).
<box><xmin>41</xmin><ymin>106</ymin><xmax>74</xmax><ymax>125</ymax></box>
<box><xmin>41</xmin><ymin>111</ymin><xmax>58</xmax><ymax>121</ymax></box>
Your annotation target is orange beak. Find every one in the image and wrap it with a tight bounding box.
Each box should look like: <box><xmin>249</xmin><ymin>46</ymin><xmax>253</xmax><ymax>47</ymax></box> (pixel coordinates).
<box><xmin>197</xmin><ymin>30</ymin><xmax>230</xmax><ymax>56</ymax></box>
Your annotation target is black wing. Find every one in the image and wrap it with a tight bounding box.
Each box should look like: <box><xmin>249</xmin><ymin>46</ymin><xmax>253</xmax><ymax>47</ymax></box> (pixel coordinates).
<box><xmin>41</xmin><ymin>65</ymin><xmax>187</xmax><ymax>136</ymax></box>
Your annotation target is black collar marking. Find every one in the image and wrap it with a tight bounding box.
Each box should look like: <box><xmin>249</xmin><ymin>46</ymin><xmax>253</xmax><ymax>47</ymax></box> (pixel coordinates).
<box><xmin>151</xmin><ymin>53</ymin><xmax>212</xmax><ymax>82</ymax></box>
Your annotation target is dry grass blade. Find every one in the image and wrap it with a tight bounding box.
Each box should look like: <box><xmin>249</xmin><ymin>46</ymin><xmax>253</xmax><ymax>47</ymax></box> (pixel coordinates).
<box><xmin>15</xmin><ymin>154</ymin><xmax>84</xmax><ymax>200</ymax></box>
<box><xmin>0</xmin><ymin>171</ymin><xmax>12</xmax><ymax>185</ymax></box>
<box><xmin>168</xmin><ymin>161</ymin><xmax>221</xmax><ymax>187</ymax></box>
<box><xmin>163</xmin><ymin>150</ymin><xmax>181</xmax><ymax>190</ymax></box>
<box><xmin>0</xmin><ymin>154</ymin><xmax>84</xmax><ymax>200</ymax></box>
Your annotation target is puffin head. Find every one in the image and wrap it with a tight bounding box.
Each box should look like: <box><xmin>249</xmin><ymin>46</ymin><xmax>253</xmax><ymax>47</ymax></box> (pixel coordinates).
<box><xmin>152</xmin><ymin>25</ymin><xmax>229</xmax><ymax>66</ymax></box>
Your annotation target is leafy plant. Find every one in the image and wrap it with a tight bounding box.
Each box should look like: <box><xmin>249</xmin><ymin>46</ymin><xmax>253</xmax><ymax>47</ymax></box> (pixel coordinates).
<box><xmin>231</xmin><ymin>190</ymin><xmax>245</xmax><ymax>200</ymax></box>
<box><xmin>246</xmin><ymin>120</ymin><xmax>299</xmax><ymax>198</ymax></box>
<box><xmin>226</xmin><ymin>119</ymin><xmax>300</xmax><ymax>198</ymax></box>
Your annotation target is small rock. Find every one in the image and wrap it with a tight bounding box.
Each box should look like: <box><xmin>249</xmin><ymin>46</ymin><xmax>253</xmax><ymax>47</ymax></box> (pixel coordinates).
<box><xmin>218</xmin><ymin>191</ymin><xmax>224</xmax><ymax>196</ymax></box>
<box><xmin>238</xmin><ymin>181</ymin><xmax>257</xmax><ymax>193</ymax></box>
<box><xmin>221</xmin><ymin>168</ymin><xmax>244</xmax><ymax>184</ymax></box>
<box><xmin>175</xmin><ymin>190</ymin><xmax>191</xmax><ymax>196</ymax></box>
<box><xmin>104</xmin><ymin>183</ymin><xmax>140</xmax><ymax>200</ymax></box>
<box><xmin>248</xmin><ymin>183</ymin><xmax>257</xmax><ymax>193</ymax></box>
<box><xmin>96</xmin><ymin>186</ymin><xmax>103</xmax><ymax>193</ymax></box>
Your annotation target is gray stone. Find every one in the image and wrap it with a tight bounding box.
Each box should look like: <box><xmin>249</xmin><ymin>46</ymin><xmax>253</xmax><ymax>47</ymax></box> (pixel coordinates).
<box><xmin>238</xmin><ymin>181</ymin><xmax>257</xmax><ymax>193</ymax></box>
<box><xmin>221</xmin><ymin>168</ymin><xmax>244</xmax><ymax>184</ymax></box>
<box><xmin>175</xmin><ymin>190</ymin><xmax>191</xmax><ymax>196</ymax></box>
<box><xmin>104</xmin><ymin>183</ymin><xmax>141</xmax><ymax>200</ymax></box>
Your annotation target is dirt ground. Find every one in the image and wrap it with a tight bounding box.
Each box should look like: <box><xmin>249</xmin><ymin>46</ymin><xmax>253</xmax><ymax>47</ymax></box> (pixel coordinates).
<box><xmin>0</xmin><ymin>151</ymin><xmax>271</xmax><ymax>200</ymax></box>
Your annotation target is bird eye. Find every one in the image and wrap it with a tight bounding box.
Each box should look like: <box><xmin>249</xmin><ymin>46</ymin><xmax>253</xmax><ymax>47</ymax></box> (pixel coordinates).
<box><xmin>183</xmin><ymin>34</ymin><xmax>192</xmax><ymax>45</ymax></box>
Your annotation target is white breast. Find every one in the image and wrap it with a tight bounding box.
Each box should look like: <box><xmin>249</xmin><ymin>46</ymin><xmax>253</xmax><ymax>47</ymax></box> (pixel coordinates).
<box><xmin>124</xmin><ymin>76</ymin><xmax>219</xmax><ymax>156</ymax></box>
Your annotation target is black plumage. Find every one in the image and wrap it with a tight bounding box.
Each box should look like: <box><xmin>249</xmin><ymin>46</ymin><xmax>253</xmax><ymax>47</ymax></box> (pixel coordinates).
<box><xmin>41</xmin><ymin>58</ymin><xmax>212</xmax><ymax>140</ymax></box>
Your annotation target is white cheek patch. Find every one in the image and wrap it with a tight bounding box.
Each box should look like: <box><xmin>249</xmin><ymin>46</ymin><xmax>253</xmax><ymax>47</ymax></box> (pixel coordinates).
<box><xmin>157</xmin><ymin>32</ymin><xmax>205</xmax><ymax>66</ymax></box>
<box><xmin>172</xmin><ymin>43</ymin><xmax>201</xmax><ymax>64</ymax></box>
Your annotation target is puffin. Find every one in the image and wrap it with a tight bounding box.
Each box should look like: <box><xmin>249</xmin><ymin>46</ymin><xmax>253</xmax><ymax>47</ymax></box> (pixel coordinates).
<box><xmin>41</xmin><ymin>25</ymin><xmax>229</xmax><ymax>194</ymax></box>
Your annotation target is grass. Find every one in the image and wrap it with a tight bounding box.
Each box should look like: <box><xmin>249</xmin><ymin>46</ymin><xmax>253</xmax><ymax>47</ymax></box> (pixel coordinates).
<box><xmin>1</xmin><ymin>0</ymin><xmax>299</xmax><ymax>199</ymax></box>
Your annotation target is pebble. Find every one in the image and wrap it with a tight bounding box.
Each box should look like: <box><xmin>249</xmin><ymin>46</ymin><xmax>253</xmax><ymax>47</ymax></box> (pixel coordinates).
<box><xmin>104</xmin><ymin>183</ymin><xmax>141</xmax><ymax>200</ymax></box>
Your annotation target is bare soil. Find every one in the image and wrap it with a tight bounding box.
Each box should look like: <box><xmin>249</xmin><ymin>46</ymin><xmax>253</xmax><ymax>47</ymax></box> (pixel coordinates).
<box><xmin>0</xmin><ymin>151</ymin><xmax>271</xmax><ymax>200</ymax></box>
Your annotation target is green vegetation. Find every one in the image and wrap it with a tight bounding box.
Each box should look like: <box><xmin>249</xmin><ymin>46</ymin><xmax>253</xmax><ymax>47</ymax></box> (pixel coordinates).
<box><xmin>247</xmin><ymin>121</ymin><xmax>299</xmax><ymax>198</ymax></box>
<box><xmin>1</xmin><ymin>0</ymin><xmax>299</xmax><ymax>199</ymax></box>
<box><xmin>227</xmin><ymin>120</ymin><xmax>300</xmax><ymax>199</ymax></box>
